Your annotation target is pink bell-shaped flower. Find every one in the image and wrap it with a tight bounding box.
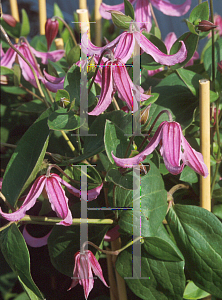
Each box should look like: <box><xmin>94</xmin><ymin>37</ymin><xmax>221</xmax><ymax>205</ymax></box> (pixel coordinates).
<box><xmin>68</xmin><ymin>250</ymin><xmax>109</xmax><ymax>299</ymax></box>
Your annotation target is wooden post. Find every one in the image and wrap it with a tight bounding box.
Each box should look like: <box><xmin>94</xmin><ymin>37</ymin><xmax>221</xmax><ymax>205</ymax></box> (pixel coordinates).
<box><xmin>54</xmin><ymin>38</ymin><xmax>64</xmax><ymax>50</ymax></box>
<box><xmin>39</xmin><ymin>0</ymin><xmax>47</xmax><ymax>35</ymax></box>
<box><xmin>79</xmin><ymin>0</ymin><xmax>87</xmax><ymax>9</ymax></box>
<box><xmin>95</xmin><ymin>0</ymin><xmax>102</xmax><ymax>46</ymax></box>
<box><xmin>199</xmin><ymin>79</ymin><xmax>211</xmax><ymax>211</ymax></box>
<box><xmin>9</xmin><ymin>0</ymin><xmax>20</xmax><ymax>22</ymax></box>
<box><xmin>76</xmin><ymin>8</ymin><xmax>90</xmax><ymax>39</ymax></box>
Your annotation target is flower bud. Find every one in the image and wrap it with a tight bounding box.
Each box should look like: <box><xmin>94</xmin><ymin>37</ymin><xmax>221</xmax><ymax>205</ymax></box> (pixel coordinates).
<box><xmin>45</xmin><ymin>18</ymin><xmax>59</xmax><ymax>50</ymax></box>
<box><xmin>140</xmin><ymin>104</ymin><xmax>151</xmax><ymax>125</ymax></box>
<box><xmin>197</xmin><ymin>20</ymin><xmax>217</xmax><ymax>32</ymax></box>
<box><xmin>2</xmin><ymin>14</ymin><xmax>17</xmax><ymax>27</ymax></box>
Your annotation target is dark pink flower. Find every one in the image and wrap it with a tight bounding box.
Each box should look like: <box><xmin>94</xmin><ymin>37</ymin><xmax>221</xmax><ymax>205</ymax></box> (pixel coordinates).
<box><xmin>112</xmin><ymin>121</ymin><xmax>208</xmax><ymax>177</ymax></box>
<box><xmin>68</xmin><ymin>250</ymin><xmax>109</xmax><ymax>299</ymax></box>
<box><xmin>2</xmin><ymin>14</ymin><xmax>17</xmax><ymax>27</ymax></box>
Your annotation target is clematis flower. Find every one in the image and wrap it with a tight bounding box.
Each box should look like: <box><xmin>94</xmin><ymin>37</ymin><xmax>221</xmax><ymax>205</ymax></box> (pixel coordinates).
<box><xmin>100</xmin><ymin>0</ymin><xmax>191</xmax><ymax>32</ymax></box>
<box><xmin>148</xmin><ymin>32</ymin><xmax>198</xmax><ymax>75</ymax></box>
<box><xmin>68</xmin><ymin>250</ymin><xmax>109</xmax><ymax>299</ymax></box>
<box><xmin>0</xmin><ymin>173</ymin><xmax>103</xmax><ymax>226</ymax></box>
<box><xmin>0</xmin><ymin>41</ymin><xmax>64</xmax><ymax>91</ymax></box>
<box><xmin>81</xmin><ymin>24</ymin><xmax>187</xmax><ymax>66</ymax></box>
<box><xmin>112</xmin><ymin>121</ymin><xmax>208</xmax><ymax>177</ymax></box>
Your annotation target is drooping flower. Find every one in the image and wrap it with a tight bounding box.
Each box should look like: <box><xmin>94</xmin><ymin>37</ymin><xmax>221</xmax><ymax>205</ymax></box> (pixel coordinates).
<box><xmin>68</xmin><ymin>250</ymin><xmax>109</xmax><ymax>299</ymax></box>
<box><xmin>0</xmin><ymin>41</ymin><xmax>64</xmax><ymax>91</ymax></box>
<box><xmin>45</xmin><ymin>18</ymin><xmax>59</xmax><ymax>50</ymax></box>
<box><xmin>112</xmin><ymin>121</ymin><xmax>209</xmax><ymax>177</ymax></box>
<box><xmin>99</xmin><ymin>0</ymin><xmax>191</xmax><ymax>32</ymax></box>
<box><xmin>0</xmin><ymin>173</ymin><xmax>103</xmax><ymax>226</ymax></box>
<box><xmin>81</xmin><ymin>24</ymin><xmax>187</xmax><ymax>66</ymax></box>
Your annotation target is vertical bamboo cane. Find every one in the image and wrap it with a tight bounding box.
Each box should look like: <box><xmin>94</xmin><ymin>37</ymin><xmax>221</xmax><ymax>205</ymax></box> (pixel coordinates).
<box><xmin>38</xmin><ymin>0</ymin><xmax>47</xmax><ymax>35</ymax></box>
<box><xmin>199</xmin><ymin>79</ymin><xmax>211</xmax><ymax>211</ymax></box>
<box><xmin>54</xmin><ymin>38</ymin><xmax>64</xmax><ymax>50</ymax></box>
<box><xmin>9</xmin><ymin>0</ymin><xmax>20</xmax><ymax>21</ymax></box>
<box><xmin>79</xmin><ymin>0</ymin><xmax>87</xmax><ymax>9</ymax></box>
<box><xmin>95</xmin><ymin>0</ymin><xmax>102</xmax><ymax>46</ymax></box>
<box><xmin>76</xmin><ymin>8</ymin><xmax>90</xmax><ymax>39</ymax></box>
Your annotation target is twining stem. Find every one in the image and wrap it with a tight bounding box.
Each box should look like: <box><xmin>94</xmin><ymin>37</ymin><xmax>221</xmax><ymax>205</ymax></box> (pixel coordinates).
<box><xmin>112</xmin><ymin>96</ymin><xmax>120</xmax><ymax>110</ymax></box>
<box><xmin>167</xmin><ymin>183</ymin><xmax>189</xmax><ymax>213</ymax></box>
<box><xmin>0</xmin><ymin>25</ymin><xmax>50</xmax><ymax>108</ymax></box>
<box><xmin>19</xmin><ymin>84</ymin><xmax>45</xmax><ymax>102</ymax></box>
<box><xmin>53</xmin><ymin>15</ymin><xmax>77</xmax><ymax>46</ymax></box>
<box><xmin>81</xmin><ymin>236</ymin><xmax>143</xmax><ymax>256</ymax></box>
<box><xmin>0</xmin><ymin>142</ymin><xmax>16</xmax><ymax>148</ymax></box>
<box><xmin>149</xmin><ymin>2</ymin><xmax>159</xmax><ymax>30</ymax></box>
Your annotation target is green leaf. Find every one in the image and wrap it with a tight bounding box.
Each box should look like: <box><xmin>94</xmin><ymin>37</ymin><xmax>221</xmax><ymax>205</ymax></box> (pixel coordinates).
<box><xmin>213</xmin><ymin>204</ymin><xmax>222</xmax><ymax>219</ymax></box>
<box><xmin>212</xmin><ymin>188</ymin><xmax>222</xmax><ymax>201</ymax></box>
<box><xmin>48</xmin><ymin>108</ymin><xmax>81</xmax><ymax>131</ymax></box>
<box><xmin>15</xmin><ymin>100</ymin><xmax>46</xmax><ymax>113</ymax></box>
<box><xmin>70</xmin><ymin>111</ymin><xmax>132</xmax><ymax>163</ymax></box>
<box><xmin>65</xmin><ymin>37</ymin><xmax>75</xmax><ymax>56</ymax></box>
<box><xmin>186</xmin><ymin>20</ymin><xmax>198</xmax><ymax>35</ymax></box>
<box><xmin>66</xmin><ymin>45</ymin><xmax>81</xmax><ymax>66</ymax></box>
<box><xmin>116</xmin><ymin>247</ymin><xmax>185</xmax><ymax>299</ymax></box>
<box><xmin>117</xmin><ymin>160</ymin><xmax>167</xmax><ymax>237</ymax></box>
<box><xmin>106</xmin><ymin>168</ymin><xmax>133</xmax><ymax>190</ymax></box>
<box><xmin>0</xmin><ymin>224</ymin><xmax>44</xmax><ymax>299</ymax></box>
<box><xmin>170</xmin><ymin>32</ymin><xmax>199</xmax><ymax>70</ymax></box>
<box><xmin>64</xmin><ymin>64</ymin><xmax>96</xmax><ymax>107</ymax></box>
<box><xmin>111</xmin><ymin>11</ymin><xmax>133</xmax><ymax>30</ymax></box>
<box><xmin>104</xmin><ymin>120</ymin><xmax>131</xmax><ymax>164</ymax></box>
<box><xmin>124</xmin><ymin>0</ymin><xmax>135</xmax><ymax>20</ymax></box>
<box><xmin>179</xmin><ymin>166</ymin><xmax>198</xmax><ymax>183</ymax></box>
<box><xmin>55</xmin><ymin>89</ymin><xmax>70</xmax><ymax>103</ymax></box>
<box><xmin>53</xmin><ymin>3</ymin><xmax>64</xmax><ymax>33</ymax></box>
<box><xmin>204</xmin><ymin>37</ymin><xmax>222</xmax><ymax>81</ymax></box>
<box><xmin>183</xmin><ymin>281</ymin><xmax>210</xmax><ymax>299</ymax></box>
<box><xmin>20</xmin><ymin>9</ymin><xmax>30</xmax><ymax>37</ymax></box>
<box><xmin>1</xmin><ymin>109</ymin><xmax>51</xmax><ymax>206</ymax></box>
<box><xmin>189</xmin><ymin>2</ymin><xmax>209</xmax><ymax>24</ymax></box>
<box><xmin>47</xmin><ymin>202</ymin><xmax>108</xmax><ymax>277</ymax></box>
<box><xmin>1</xmin><ymin>19</ymin><xmax>21</xmax><ymax>38</ymax></box>
<box><xmin>153</xmin><ymin>73</ymin><xmax>197</xmax><ymax>129</ymax></box>
<box><xmin>166</xmin><ymin>204</ymin><xmax>222</xmax><ymax>298</ymax></box>
<box><xmin>0</xmin><ymin>66</ymin><xmax>14</xmax><ymax>76</ymax></box>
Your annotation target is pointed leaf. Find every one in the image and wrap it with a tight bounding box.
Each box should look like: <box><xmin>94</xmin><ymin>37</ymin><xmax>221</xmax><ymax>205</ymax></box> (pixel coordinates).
<box><xmin>20</xmin><ymin>9</ymin><xmax>30</xmax><ymax>37</ymax></box>
<box><xmin>183</xmin><ymin>281</ymin><xmax>210</xmax><ymax>299</ymax></box>
<box><xmin>1</xmin><ymin>109</ymin><xmax>51</xmax><ymax>206</ymax></box>
<box><xmin>48</xmin><ymin>108</ymin><xmax>81</xmax><ymax>131</ymax></box>
<box><xmin>0</xmin><ymin>224</ymin><xmax>44</xmax><ymax>299</ymax></box>
<box><xmin>124</xmin><ymin>0</ymin><xmax>135</xmax><ymax>20</ymax></box>
<box><xmin>166</xmin><ymin>204</ymin><xmax>222</xmax><ymax>298</ymax></box>
<box><xmin>53</xmin><ymin>3</ymin><xmax>64</xmax><ymax>33</ymax></box>
<box><xmin>189</xmin><ymin>2</ymin><xmax>209</xmax><ymax>24</ymax></box>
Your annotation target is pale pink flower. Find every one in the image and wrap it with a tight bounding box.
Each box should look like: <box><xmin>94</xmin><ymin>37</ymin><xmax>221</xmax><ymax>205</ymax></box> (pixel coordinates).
<box><xmin>68</xmin><ymin>250</ymin><xmax>109</xmax><ymax>299</ymax></box>
<box><xmin>112</xmin><ymin>121</ymin><xmax>208</xmax><ymax>177</ymax></box>
<box><xmin>100</xmin><ymin>0</ymin><xmax>191</xmax><ymax>32</ymax></box>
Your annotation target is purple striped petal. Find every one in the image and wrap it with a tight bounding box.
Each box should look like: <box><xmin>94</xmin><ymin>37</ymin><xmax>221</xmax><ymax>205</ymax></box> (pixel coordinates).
<box><xmin>88</xmin><ymin>251</ymin><xmax>109</xmax><ymax>287</ymax></box>
<box><xmin>0</xmin><ymin>176</ymin><xmax>46</xmax><ymax>221</ymax></box>
<box><xmin>114</xmin><ymin>32</ymin><xmax>135</xmax><ymax>62</ymax></box>
<box><xmin>43</xmin><ymin>78</ymin><xmax>64</xmax><ymax>93</ymax></box>
<box><xmin>150</xmin><ymin>0</ymin><xmax>191</xmax><ymax>16</ymax></box>
<box><xmin>88</xmin><ymin>183</ymin><xmax>103</xmax><ymax>201</ymax></box>
<box><xmin>112</xmin><ymin>122</ymin><xmax>165</xmax><ymax>167</ymax></box>
<box><xmin>99</xmin><ymin>2</ymin><xmax>126</xmax><ymax>20</ymax></box>
<box><xmin>89</xmin><ymin>61</ymin><xmax>114</xmax><ymax>115</ymax></box>
<box><xmin>135</xmin><ymin>0</ymin><xmax>152</xmax><ymax>32</ymax></box>
<box><xmin>43</xmin><ymin>69</ymin><xmax>65</xmax><ymax>83</ymax></box>
<box><xmin>181</xmin><ymin>136</ymin><xmax>209</xmax><ymax>178</ymax></box>
<box><xmin>135</xmin><ymin>31</ymin><xmax>187</xmax><ymax>66</ymax></box>
<box><xmin>1</xmin><ymin>47</ymin><xmax>17</xmax><ymax>68</ymax></box>
<box><xmin>45</xmin><ymin>174</ymin><xmax>72</xmax><ymax>226</ymax></box>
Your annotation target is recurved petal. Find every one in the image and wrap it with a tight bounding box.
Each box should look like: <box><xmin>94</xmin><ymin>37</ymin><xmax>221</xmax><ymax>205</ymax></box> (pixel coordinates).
<box><xmin>164</xmin><ymin>32</ymin><xmax>177</xmax><ymax>54</ymax></box>
<box><xmin>135</xmin><ymin>31</ymin><xmax>187</xmax><ymax>66</ymax></box>
<box><xmin>161</xmin><ymin>122</ymin><xmax>182</xmax><ymax>168</ymax></box>
<box><xmin>0</xmin><ymin>176</ymin><xmax>46</xmax><ymax>221</ymax></box>
<box><xmin>135</xmin><ymin>0</ymin><xmax>152</xmax><ymax>32</ymax></box>
<box><xmin>31</xmin><ymin>46</ymin><xmax>64</xmax><ymax>64</ymax></box>
<box><xmin>45</xmin><ymin>174</ymin><xmax>72</xmax><ymax>226</ymax></box>
<box><xmin>181</xmin><ymin>136</ymin><xmax>209</xmax><ymax>178</ymax></box>
<box><xmin>114</xmin><ymin>32</ymin><xmax>135</xmax><ymax>62</ymax></box>
<box><xmin>150</xmin><ymin>0</ymin><xmax>191</xmax><ymax>16</ymax></box>
<box><xmin>43</xmin><ymin>69</ymin><xmax>65</xmax><ymax>83</ymax></box>
<box><xmin>1</xmin><ymin>47</ymin><xmax>17</xmax><ymax>68</ymax></box>
<box><xmin>79</xmin><ymin>252</ymin><xmax>94</xmax><ymax>299</ymax></box>
<box><xmin>88</xmin><ymin>183</ymin><xmax>103</xmax><ymax>201</ymax></box>
<box><xmin>23</xmin><ymin>225</ymin><xmax>51</xmax><ymax>247</ymax></box>
<box><xmin>89</xmin><ymin>61</ymin><xmax>113</xmax><ymax>115</ymax></box>
<box><xmin>99</xmin><ymin>2</ymin><xmax>126</xmax><ymax>20</ymax></box>
<box><xmin>112</xmin><ymin>121</ymin><xmax>165</xmax><ymax>168</ymax></box>
<box><xmin>88</xmin><ymin>250</ymin><xmax>109</xmax><ymax>287</ymax></box>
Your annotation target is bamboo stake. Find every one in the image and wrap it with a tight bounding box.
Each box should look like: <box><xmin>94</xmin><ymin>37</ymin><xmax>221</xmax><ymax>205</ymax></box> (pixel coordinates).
<box><xmin>95</xmin><ymin>0</ymin><xmax>102</xmax><ymax>46</ymax></box>
<box><xmin>38</xmin><ymin>0</ymin><xmax>47</xmax><ymax>35</ymax></box>
<box><xmin>54</xmin><ymin>38</ymin><xmax>64</xmax><ymax>50</ymax></box>
<box><xmin>199</xmin><ymin>79</ymin><xmax>211</xmax><ymax>211</ymax></box>
<box><xmin>76</xmin><ymin>8</ymin><xmax>90</xmax><ymax>39</ymax></box>
<box><xmin>106</xmin><ymin>247</ymin><xmax>119</xmax><ymax>300</ymax></box>
<box><xmin>9</xmin><ymin>0</ymin><xmax>20</xmax><ymax>22</ymax></box>
<box><xmin>111</xmin><ymin>238</ymin><xmax>128</xmax><ymax>300</ymax></box>
<box><xmin>79</xmin><ymin>0</ymin><xmax>87</xmax><ymax>9</ymax></box>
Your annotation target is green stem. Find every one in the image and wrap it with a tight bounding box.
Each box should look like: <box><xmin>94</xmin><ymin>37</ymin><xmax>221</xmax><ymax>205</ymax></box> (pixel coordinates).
<box><xmin>124</xmin><ymin>135</ymin><xmax>135</xmax><ymax>158</ymax></box>
<box><xmin>53</xmin><ymin>15</ymin><xmax>77</xmax><ymax>46</ymax></box>
<box><xmin>209</xmin><ymin>0</ymin><xmax>215</xmax><ymax>88</ymax></box>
